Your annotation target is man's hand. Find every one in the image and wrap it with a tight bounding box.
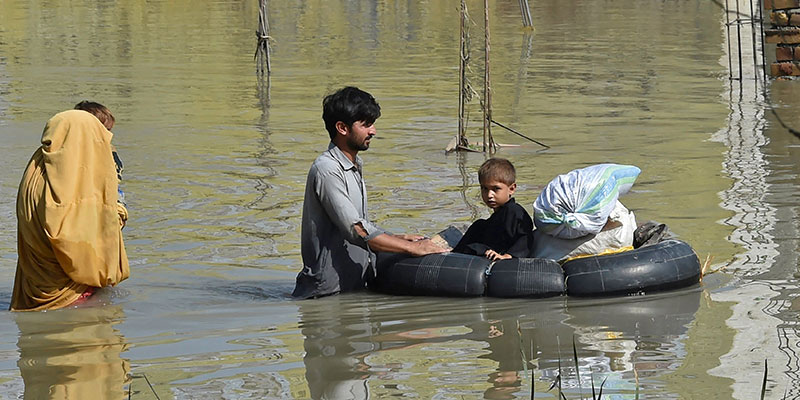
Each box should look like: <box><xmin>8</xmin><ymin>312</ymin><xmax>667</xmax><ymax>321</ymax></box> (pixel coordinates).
<box><xmin>396</xmin><ymin>234</ymin><xmax>426</xmax><ymax>241</ymax></box>
<box><xmin>364</xmin><ymin>232</ymin><xmax>447</xmax><ymax>255</ymax></box>
<box><xmin>408</xmin><ymin>239</ymin><xmax>448</xmax><ymax>257</ymax></box>
<box><xmin>484</xmin><ymin>250</ymin><xmax>512</xmax><ymax>261</ymax></box>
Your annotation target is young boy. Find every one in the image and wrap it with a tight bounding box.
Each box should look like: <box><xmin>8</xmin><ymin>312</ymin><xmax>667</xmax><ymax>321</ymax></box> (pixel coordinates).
<box><xmin>453</xmin><ymin>158</ymin><xmax>534</xmax><ymax>260</ymax></box>
<box><xmin>74</xmin><ymin>101</ymin><xmax>128</xmax><ymax>228</ymax></box>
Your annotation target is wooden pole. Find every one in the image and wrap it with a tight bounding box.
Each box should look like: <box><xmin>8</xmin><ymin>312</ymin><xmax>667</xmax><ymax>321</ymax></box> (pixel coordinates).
<box><xmin>483</xmin><ymin>0</ymin><xmax>494</xmax><ymax>153</ymax></box>
<box><xmin>758</xmin><ymin>0</ymin><xmax>767</xmax><ymax>84</ymax></box>
<box><xmin>749</xmin><ymin>0</ymin><xmax>758</xmax><ymax>85</ymax></box>
<box><xmin>255</xmin><ymin>0</ymin><xmax>272</xmax><ymax>76</ymax></box>
<box><xmin>758</xmin><ymin>0</ymin><xmax>768</xmax><ymax>84</ymax></box>
<box><xmin>725</xmin><ymin>0</ymin><xmax>733</xmax><ymax>80</ymax></box>
<box><xmin>519</xmin><ymin>0</ymin><xmax>533</xmax><ymax>28</ymax></box>
<box><xmin>458</xmin><ymin>0</ymin><xmax>467</xmax><ymax>147</ymax></box>
<box><xmin>735</xmin><ymin>0</ymin><xmax>743</xmax><ymax>81</ymax></box>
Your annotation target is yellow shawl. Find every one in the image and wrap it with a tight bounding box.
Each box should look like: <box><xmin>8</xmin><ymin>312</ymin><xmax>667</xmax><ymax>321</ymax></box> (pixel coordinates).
<box><xmin>11</xmin><ymin>110</ymin><xmax>129</xmax><ymax>311</ymax></box>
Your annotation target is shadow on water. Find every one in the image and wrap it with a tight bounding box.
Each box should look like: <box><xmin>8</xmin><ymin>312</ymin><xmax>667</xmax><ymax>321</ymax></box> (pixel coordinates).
<box><xmin>140</xmin><ymin>279</ymin><xmax>296</xmax><ymax>304</ymax></box>
<box><xmin>298</xmin><ymin>287</ymin><xmax>700</xmax><ymax>398</ymax></box>
<box><xmin>0</xmin><ymin>289</ymin><xmax>10</xmax><ymax>311</ymax></box>
<box><xmin>14</xmin><ymin>306</ymin><xmax>130</xmax><ymax>399</ymax></box>
<box><xmin>214</xmin><ymin>280</ymin><xmax>296</xmax><ymax>302</ymax></box>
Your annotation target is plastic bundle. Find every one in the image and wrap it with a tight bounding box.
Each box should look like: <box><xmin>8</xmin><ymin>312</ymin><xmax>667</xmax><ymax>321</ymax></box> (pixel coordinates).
<box><xmin>533</xmin><ymin>163</ymin><xmax>641</xmax><ymax>239</ymax></box>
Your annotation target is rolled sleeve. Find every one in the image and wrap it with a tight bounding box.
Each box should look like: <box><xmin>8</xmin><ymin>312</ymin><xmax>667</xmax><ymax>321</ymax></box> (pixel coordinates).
<box><xmin>315</xmin><ymin>168</ymin><xmax>382</xmax><ymax>245</ymax></box>
<box><xmin>359</xmin><ymin>219</ymin><xmax>384</xmax><ymax>241</ymax></box>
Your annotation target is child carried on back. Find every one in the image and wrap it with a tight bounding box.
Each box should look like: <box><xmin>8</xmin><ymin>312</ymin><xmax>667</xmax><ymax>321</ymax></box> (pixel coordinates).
<box><xmin>452</xmin><ymin>158</ymin><xmax>534</xmax><ymax>261</ymax></box>
<box><xmin>74</xmin><ymin>101</ymin><xmax>128</xmax><ymax>228</ymax></box>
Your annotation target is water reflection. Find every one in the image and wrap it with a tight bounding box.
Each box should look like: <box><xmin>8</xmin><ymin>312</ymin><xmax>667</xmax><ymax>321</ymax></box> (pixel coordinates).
<box><xmin>510</xmin><ymin>32</ymin><xmax>534</xmax><ymax>128</ymax></box>
<box><xmin>707</xmin><ymin>1</ymin><xmax>797</xmax><ymax>396</ymax></box>
<box><xmin>298</xmin><ymin>289</ymin><xmax>700</xmax><ymax>399</ymax></box>
<box><xmin>15</xmin><ymin>306</ymin><xmax>129</xmax><ymax>399</ymax></box>
<box><xmin>298</xmin><ymin>295</ymin><xmax>522</xmax><ymax>398</ymax></box>
<box><xmin>455</xmin><ymin>150</ymin><xmax>482</xmax><ymax>221</ymax></box>
<box><xmin>565</xmin><ymin>289</ymin><xmax>700</xmax><ymax>395</ymax></box>
<box><xmin>248</xmin><ymin>74</ymin><xmax>276</xmax><ymax>211</ymax></box>
<box><xmin>299</xmin><ymin>297</ymin><xmax>372</xmax><ymax>399</ymax></box>
<box><xmin>760</xmin><ymin>79</ymin><xmax>800</xmax><ymax>397</ymax></box>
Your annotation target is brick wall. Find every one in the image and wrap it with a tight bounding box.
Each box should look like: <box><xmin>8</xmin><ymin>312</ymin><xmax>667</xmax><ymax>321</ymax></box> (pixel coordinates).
<box><xmin>766</xmin><ymin>0</ymin><xmax>800</xmax><ymax>76</ymax></box>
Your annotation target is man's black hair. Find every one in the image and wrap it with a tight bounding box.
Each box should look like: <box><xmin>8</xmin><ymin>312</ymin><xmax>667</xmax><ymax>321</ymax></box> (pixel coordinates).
<box><xmin>322</xmin><ymin>86</ymin><xmax>381</xmax><ymax>140</ymax></box>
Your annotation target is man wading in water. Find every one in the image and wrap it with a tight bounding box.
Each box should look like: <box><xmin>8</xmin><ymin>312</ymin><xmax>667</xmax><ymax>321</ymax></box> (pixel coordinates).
<box><xmin>293</xmin><ymin>86</ymin><xmax>447</xmax><ymax>299</ymax></box>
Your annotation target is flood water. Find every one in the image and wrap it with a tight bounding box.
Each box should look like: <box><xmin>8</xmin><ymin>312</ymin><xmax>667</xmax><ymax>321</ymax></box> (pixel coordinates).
<box><xmin>0</xmin><ymin>0</ymin><xmax>799</xmax><ymax>398</ymax></box>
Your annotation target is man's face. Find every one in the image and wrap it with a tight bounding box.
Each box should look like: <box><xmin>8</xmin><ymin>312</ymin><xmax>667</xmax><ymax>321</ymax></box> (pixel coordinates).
<box><xmin>345</xmin><ymin>120</ymin><xmax>376</xmax><ymax>151</ymax></box>
<box><xmin>480</xmin><ymin>179</ymin><xmax>516</xmax><ymax>210</ymax></box>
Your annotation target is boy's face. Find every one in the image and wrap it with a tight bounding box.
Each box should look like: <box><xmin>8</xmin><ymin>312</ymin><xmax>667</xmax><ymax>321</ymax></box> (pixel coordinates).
<box><xmin>480</xmin><ymin>179</ymin><xmax>516</xmax><ymax>210</ymax></box>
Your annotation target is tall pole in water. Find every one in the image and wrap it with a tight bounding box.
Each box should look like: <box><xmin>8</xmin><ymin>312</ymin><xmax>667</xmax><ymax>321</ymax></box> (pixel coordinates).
<box><xmin>735</xmin><ymin>0</ymin><xmax>743</xmax><ymax>81</ymax></box>
<box><xmin>725</xmin><ymin>0</ymin><xmax>733</xmax><ymax>80</ymax></box>
<box><xmin>458</xmin><ymin>0</ymin><xmax>467</xmax><ymax>148</ymax></box>
<box><xmin>519</xmin><ymin>0</ymin><xmax>533</xmax><ymax>28</ymax></box>
<box><xmin>483</xmin><ymin>0</ymin><xmax>494</xmax><ymax>153</ymax></box>
<box><xmin>255</xmin><ymin>0</ymin><xmax>272</xmax><ymax>76</ymax></box>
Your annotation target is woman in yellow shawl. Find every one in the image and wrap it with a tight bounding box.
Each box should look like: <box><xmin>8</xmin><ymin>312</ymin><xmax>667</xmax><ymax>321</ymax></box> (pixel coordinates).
<box><xmin>11</xmin><ymin>109</ymin><xmax>130</xmax><ymax>311</ymax></box>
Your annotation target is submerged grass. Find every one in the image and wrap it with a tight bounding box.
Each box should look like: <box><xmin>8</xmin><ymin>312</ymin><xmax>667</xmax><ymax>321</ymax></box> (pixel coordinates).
<box><xmin>531</xmin><ymin>339</ymin><xmax>788</xmax><ymax>399</ymax></box>
<box><xmin>128</xmin><ymin>373</ymin><xmax>161</xmax><ymax>400</ymax></box>
<box><xmin>518</xmin><ymin>320</ymin><xmax>530</xmax><ymax>382</ymax></box>
<box><xmin>530</xmin><ymin>335</ymin><xmax>618</xmax><ymax>400</ymax></box>
<box><xmin>572</xmin><ymin>336</ymin><xmax>583</xmax><ymax>398</ymax></box>
<box><xmin>125</xmin><ymin>339</ymin><xmax>784</xmax><ymax>399</ymax></box>
<box><xmin>761</xmin><ymin>358</ymin><xmax>768</xmax><ymax>400</ymax></box>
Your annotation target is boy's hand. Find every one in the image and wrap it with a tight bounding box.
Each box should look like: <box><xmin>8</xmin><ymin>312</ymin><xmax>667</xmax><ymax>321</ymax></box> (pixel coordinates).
<box><xmin>117</xmin><ymin>202</ymin><xmax>128</xmax><ymax>229</ymax></box>
<box><xmin>484</xmin><ymin>250</ymin><xmax>512</xmax><ymax>261</ymax></box>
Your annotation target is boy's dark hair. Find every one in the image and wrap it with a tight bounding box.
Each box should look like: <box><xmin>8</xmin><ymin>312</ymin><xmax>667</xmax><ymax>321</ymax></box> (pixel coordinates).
<box><xmin>322</xmin><ymin>87</ymin><xmax>381</xmax><ymax>140</ymax></box>
<box><xmin>478</xmin><ymin>158</ymin><xmax>516</xmax><ymax>185</ymax></box>
<box><xmin>74</xmin><ymin>101</ymin><xmax>115</xmax><ymax>130</ymax></box>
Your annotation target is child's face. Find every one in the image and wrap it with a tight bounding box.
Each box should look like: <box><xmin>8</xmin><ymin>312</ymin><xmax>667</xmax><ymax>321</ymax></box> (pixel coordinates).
<box><xmin>480</xmin><ymin>179</ymin><xmax>516</xmax><ymax>210</ymax></box>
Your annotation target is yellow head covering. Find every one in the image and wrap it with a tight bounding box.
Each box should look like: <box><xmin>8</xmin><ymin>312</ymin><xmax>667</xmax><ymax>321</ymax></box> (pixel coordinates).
<box><xmin>11</xmin><ymin>110</ymin><xmax>129</xmax><ymax>311</ymax></box>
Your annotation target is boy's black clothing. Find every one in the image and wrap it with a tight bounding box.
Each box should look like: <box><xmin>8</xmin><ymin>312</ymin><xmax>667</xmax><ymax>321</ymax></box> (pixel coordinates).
<box><xmin>453</xmin><ymin>198</ymin><xmax>534</xmax><ymax>258</ymax></box>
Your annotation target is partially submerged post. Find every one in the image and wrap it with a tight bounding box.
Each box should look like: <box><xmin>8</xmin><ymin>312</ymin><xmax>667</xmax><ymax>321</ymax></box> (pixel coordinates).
<box><xmin>519</xmin><ymin>0</ymin><xmax>533</xmax><ymax>28</ymax></box>
<box><xmin>483</xmin><ymin>0</ymin><xmax>496</xmax><ymax>153</ymax></box>
<box><xmin>457</xmin><ymin>0</ymin><xmax>469</xmax><ymax>149</ymax></box>
<box><xmin>255</xmin><ymin>0</ymin><xmax>272</xmax><ymax>76</ymax></box>
<box><xmin>449</xmin><ymin>0</ymin><xmax>546</xmax><ymax>153</ymax></box>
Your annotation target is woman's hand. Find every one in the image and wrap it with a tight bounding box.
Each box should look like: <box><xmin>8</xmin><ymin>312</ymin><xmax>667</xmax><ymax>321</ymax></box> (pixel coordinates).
<box><xmin>484</xmin><ymin>250</ymin><xmax>512</xmax><ymax>261</ymax></box>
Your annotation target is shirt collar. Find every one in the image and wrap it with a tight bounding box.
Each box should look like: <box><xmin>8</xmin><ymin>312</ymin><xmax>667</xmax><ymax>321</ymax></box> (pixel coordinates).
<box><xmin>327</xmin><ymin>142</ymin><xmax>362</xmax><ymax>171</ymax></box>
<box><xmin>497</xmin><ymin>197</ymin><xmax>516</xmax><ymax>209</ymax></box>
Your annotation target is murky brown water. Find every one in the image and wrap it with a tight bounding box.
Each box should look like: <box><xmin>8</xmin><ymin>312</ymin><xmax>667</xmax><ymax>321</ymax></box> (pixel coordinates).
<box><xmin>1</xmin><ymin>0</ymin><xmax>799</xmax><ymax>398</ymax></box>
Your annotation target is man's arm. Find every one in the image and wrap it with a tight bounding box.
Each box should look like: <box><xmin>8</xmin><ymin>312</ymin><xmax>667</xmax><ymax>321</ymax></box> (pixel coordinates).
<box><xmin>354</xmin><ymin>224</ymin><xmax>447</xmax><ymax>256</ymax></box>
<box><xmin>314</xmin><ymin>167</ymin><xmax>445</xmax><ymax>256</ymax></box>
<box><xmin>315</xmin><ymin>168</ymin><xmax>383</xmax><ymax>245</ymax></box>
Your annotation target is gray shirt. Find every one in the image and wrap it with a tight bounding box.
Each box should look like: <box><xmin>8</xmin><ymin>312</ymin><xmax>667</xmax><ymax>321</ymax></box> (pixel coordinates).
<box><xmin>293</xmin><ymin>142</ymin><xmax>385</xmax><ymax>298</ymax></box>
